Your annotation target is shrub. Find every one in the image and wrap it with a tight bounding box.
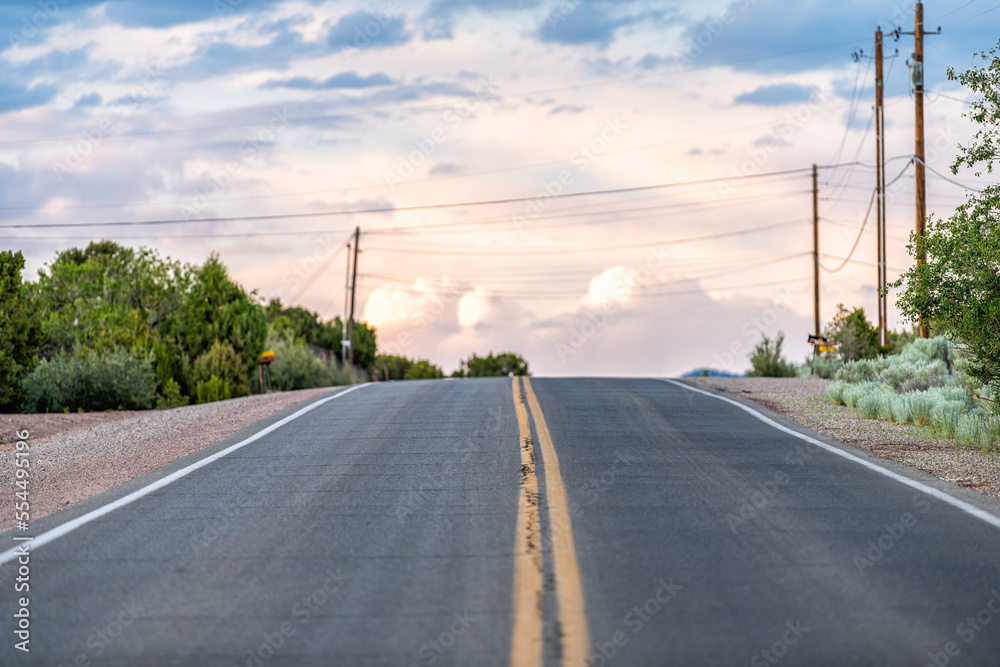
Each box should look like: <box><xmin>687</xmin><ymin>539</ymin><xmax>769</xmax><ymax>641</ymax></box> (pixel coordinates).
<box><xmin>931</xmin><ymin>400</ymin><xmax>967</xmax><ymax>437</ymax></box>
<box><xmin>907</xmin><ymin>392</ymin><xmax>937</xmax><ymax>427</ymax></box>
<box><xmin>192</xmin><ymin>340</ymin><xmax>249</xmax><ymax>397</ymax></box>
<box><xmin>196</xmin><ymin>375</ymin><xmax>231</xmax><ymax>404</ymax></box>
<box><xmin>265</xmin><ymin>329</ymin><xmax>350</xmax><ymax>391</ymax></box>
<box><xmin>746</xmin><ymin>332</ymin><xmax>795</xmax><ymax>377</ymax></box>
<box><xmin>156</xmin><ymin>377</ymin><xmax>189</xmax><ymax>410</ymax></box>
<box><xmin>857</xmin><ymin>392</ymin><xmax>885</xmax><ymax>419</ymax></box>
<box><xmin>827</xmin><ymin>381</ymin><xmax>848</xmax><ymax>405</ymax></box>
<box><xmin>21</xmin><ymin>347</ymin><xmax>157</xmax><ymax>412</ymax></box>
<box><xmin>405</xmin><ymin>359</ymin><xmax>445</xmax><ymax>380</ymax></box>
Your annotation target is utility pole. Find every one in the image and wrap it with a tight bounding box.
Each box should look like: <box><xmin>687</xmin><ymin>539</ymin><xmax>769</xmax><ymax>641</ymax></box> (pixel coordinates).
<box><xmin>812</xmin><ymin>163</ymin><xmax>820</xmax><ymax>342</ymax></box>
<box><xmin>875</xmin><ymin>28</ymin><xmax>888</xmax><ymax>348</ymax></box>
<box><xmin>347</xmin><ymin>226</ymin><xmax>360</xmax><ymax>367</ymax></box>
<box><xmin>895</xmin><ymin>2</ymin><xmax>940</xmax><ymax>338</ymax></box>
<box><xmin>341</xmin><ymin>239</ymin><xmax>352</xmax><ymax>365</ymax></box>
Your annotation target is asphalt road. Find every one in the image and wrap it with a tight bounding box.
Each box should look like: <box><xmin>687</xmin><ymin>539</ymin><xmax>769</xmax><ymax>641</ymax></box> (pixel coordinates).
<box><xmin>3</xmin><ymin>377</ymin><xmax>1000</xmax><ymax>666</ymax></box>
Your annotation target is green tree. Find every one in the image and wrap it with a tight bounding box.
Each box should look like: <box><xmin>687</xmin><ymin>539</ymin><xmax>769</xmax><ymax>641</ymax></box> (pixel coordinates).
<box><xmin>405</xmin><ymin>359</ymin><xmax>445</xmax><ymax>380</ymax></box>
<box><xmin>32</xmin><ymin>241</ymin><xmax>186</xmax><ymax>357</ymax></box>
<box><xmin>747</xmin><ymin>332</ymin><xmax>795</xmax><ymax>377</ymax></box>
<box><xmin>164</xmin><ymin>254</ymin><xmax>267</xmax><ymax>389</ymax></box>
<box><xmin>0</xmin><ymin>251</ymin><xmax>42</xmax><ymax>412</ymax></box>
<box><xmin>823</xmin><ymin>304</ymin><xmax>882</xmax><ymax>363</ymax></box>
<box><xmin>894</xmin><ymin>40</ymin><xmax>1000</xmax><ymax>391</ymax></box>
<box><xmin>192</xmin><ymin>340</ymin><xmax>249</xmax><ymax>398</ymax></box>
<box><xmin>372</xmin><ymin>354</ymin><xmax>412</xmax><ymax>381</ymax></box>
<box><xmin>265</xmin><ymin>299</ymin><xmax>376</xmax><ymax>373</ymax></box>
<box><xmin>454</xmin><ymin>352</ymin><xmax>530</xmax><ymax>377</ymax></box>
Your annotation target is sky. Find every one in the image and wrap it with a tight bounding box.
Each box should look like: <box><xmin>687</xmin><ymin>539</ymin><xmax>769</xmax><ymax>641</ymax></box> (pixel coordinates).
<box><xmin>0</xmin><ymin>0</ymin><xmax>997</xmax><ymax>377</ymax></box>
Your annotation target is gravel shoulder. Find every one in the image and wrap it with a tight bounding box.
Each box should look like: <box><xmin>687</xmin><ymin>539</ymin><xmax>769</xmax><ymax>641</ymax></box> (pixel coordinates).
<box><xmin>0</xmin><ymin>387</ymin><xmax>342</xmax><ymax>532</ymax></box>
<box><xmin>687</xmin><ymin>376</ymin><xmax>1000</xmax><ymax>501</ymax></box>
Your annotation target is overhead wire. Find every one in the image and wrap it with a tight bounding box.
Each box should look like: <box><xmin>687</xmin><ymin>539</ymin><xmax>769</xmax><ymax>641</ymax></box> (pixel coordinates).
<box><xmin>820</xmin><ymin>158</ymin><xmax>913</xmax><ymax>273</ymax></box>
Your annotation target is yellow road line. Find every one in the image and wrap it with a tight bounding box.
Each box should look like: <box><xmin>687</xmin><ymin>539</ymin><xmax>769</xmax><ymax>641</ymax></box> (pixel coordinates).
<box><xmin>523</xmin><ymin>377</ymin><xmax>591</xmax><ymax>667</ymax></box>
<box><xmin>510</xmin><ymin>377</ymin><xmax>543</xmax><ymax>667</ymax></box>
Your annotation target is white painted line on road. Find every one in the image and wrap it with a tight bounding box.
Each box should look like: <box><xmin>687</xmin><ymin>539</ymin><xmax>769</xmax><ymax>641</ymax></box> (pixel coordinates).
<box><xmin>662</xmin><ymin>378</ymin><xmax>1000</xmax><ymax>531</ymax></box>
<box><xmin>0</xmin><ymin>384</ymin><xmax>370</xmax><ymax>566</ymax></box>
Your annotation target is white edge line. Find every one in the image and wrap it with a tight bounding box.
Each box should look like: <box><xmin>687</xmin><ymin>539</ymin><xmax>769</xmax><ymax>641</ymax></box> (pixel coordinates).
<box><xmin>0</xmin><ymin>384</ymin><xmax>369</xmax><ymax>566</ymax></box>
<box><xmin>661</xmin><ymin>378</ymin><xmax>1000</xmax><ymax>531</ymax></box>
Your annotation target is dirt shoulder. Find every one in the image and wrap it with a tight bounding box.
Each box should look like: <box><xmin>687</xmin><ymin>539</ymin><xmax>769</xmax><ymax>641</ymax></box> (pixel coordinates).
<box><xmin>687</xmin><ymin>377</ymin><xmax>1000</xmax><ymax>501</ymax></box>
<box><xmin>0</xmin><ymin>387</ymin><xmax>342</xmax><ymax>532</ymax></box>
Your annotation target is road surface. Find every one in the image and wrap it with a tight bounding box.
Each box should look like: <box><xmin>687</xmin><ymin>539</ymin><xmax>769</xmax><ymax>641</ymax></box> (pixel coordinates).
<box><xmin>3</xmin><ymin>377</ymin><xmax>1000</xmax><ymax>666</ymax></box>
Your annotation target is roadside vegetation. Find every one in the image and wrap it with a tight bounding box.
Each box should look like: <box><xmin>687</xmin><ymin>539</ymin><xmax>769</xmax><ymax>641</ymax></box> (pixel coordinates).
<box><xmin>0</xmin><ymin>241</ymin><xmax>529</xmax><ymax>413</ymax></box>
<box><xmin>825</xmin><ymin>42</ymin><xmax>1000</xmax><ymax>452</ymax></box>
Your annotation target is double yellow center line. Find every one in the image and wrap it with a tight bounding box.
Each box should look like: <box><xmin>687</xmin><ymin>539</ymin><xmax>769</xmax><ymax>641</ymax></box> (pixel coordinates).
<box><xmin>510</xmin><ymin>377</ymin><xmax>590</xmax><ymax>667</ymax></box>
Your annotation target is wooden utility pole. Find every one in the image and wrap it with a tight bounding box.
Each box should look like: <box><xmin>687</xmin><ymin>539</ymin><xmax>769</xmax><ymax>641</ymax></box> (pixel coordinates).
<box><xmin>812</xmin><ymin>163</ymin><xmax>820</xmax><ymax>340</ymax></box>
<box><xmin>875</xmin><ymin>28</ymin><xmax>888</xmax><ymax>347</ymax></box>
<box><xmin>342</xmin><ymin>239</ymin><xmax>352</xmax><ymax>364</ymax></box>
<box><xmin>347</xmin><ymin>226</ymin><xmax>360</xmax><ymax>366</ymax></box>
<box><xmin>895</xmin><ymin>2</ymin><xmax>938</xmax><ymax>338</ymax></box>
<box><xmin>914</xmin><ymin>2</ymin><xmax>929</xmax><ymax>338</ymax></box>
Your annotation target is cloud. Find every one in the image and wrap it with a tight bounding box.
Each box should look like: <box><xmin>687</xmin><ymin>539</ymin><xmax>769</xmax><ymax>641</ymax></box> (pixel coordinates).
<box><xmin>421</xmin><ymin>0</ymin><xmax>542</xmax><ymax>39</ymax></box>
<box><xmin>73</xmin><ymin>92</ymin><xmax>102</xmax><ymax>107</ymax></box>
<box><xmin>734</xmin><ymin>83</ymin><xmax>818</xmax><ymax>106</ymax></box>
<box><xmin>537</xmin><ymin>3</ymin><xmax>640</xmax><ymax>48</ymax></box>
<box><xmin>261</xmin><ymin>72</ymin><xmax>394</xmax><ymax>90</ymax></box>
<box><xmin>549</xmin><ymin>104</ymin><xmax>587</xmax><ymax>115</ymax></box>
<box><xmin>0</xmin><ymin>82</ymin><xmax>57</xmax><ymax>112</ymax></box>
<box><xmin>327</xmin><ymin>10</ymin><xmax>411</xmax><ymax>50</ymax></box>
<box><xmin>101</xmin><ymin>0</ymin><xmax>283</xmax><ymax>28</ymax></box>
<box><xmin>167</xmin><ymin>24</ymin><xmax>321</xmax><ymax>81</ymax></box>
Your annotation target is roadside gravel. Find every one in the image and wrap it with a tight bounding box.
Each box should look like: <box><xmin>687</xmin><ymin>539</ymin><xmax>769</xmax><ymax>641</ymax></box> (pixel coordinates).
<box><xmin>0</xmin><ymin>387</ymin><xmax>341</xmax><ymax>532</ymax></box>
<box><xmin>688</xmin><ymin>376</ymin><xmax>1000</xmax><ymax>502</ymax></box>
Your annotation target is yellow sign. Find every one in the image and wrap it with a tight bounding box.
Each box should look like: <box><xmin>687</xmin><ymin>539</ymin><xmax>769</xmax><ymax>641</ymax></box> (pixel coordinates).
<box><xmin>259</xmin><ymin>349</ymin><xmax>276</xmax><ymax>364</ymax></box>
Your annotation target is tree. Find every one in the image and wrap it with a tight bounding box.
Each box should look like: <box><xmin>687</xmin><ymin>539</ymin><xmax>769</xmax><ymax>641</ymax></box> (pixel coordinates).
<box><xmin>163</xmin><ymin>254</ymin><xmax>267</xmax><ymax>389</ymax></box>
<box><xmin>823</xmin><ymin>305</ymin><xmax>881</xmax><ymax>363</ymax></box>
<box><xmin>405</xmin><ymin>359</ymin><xmax>445</xmax><ymax>380</ymax></box>
<box><xmin>894</xmin><ymin>40</ymin><xmax>1000</xmax><ymax>391</ymax></box>
<box><xmin>454</xmin><ymin>352</ymin><xmax>530</xmax><ymax>377</ymax></box>
<box><xmin>192</xmin><ymin>340</ymin><xmax>249</xmax><ymax>398</ymax></box>
<box><xmin>747</xmin><ymin>332</ymin><xmax>795</xmax><ymax>377</ymax></box>
<box><xmin>372</xmin><ymin>354</ymin><xmax>412</xmax><ymax>381</ymax></box>
<box><xmin>31</xmin><ymin>241</ymin><xmax>186</xmax><ymax>358</ymax></box>
<box><xmin>0</xmin><ymin>251</ymin><xmax>42</xmax><ymax>412</ymax></box>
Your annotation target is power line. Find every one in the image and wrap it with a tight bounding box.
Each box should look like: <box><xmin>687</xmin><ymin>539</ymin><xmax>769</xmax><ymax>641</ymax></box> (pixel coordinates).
<box><xmin>0</xmin><ymin>167</ymin><xmax>820</xmax><ymax>230</ymax></box>
<box><xmin>916</xmin><ymin>157</ymin><xmax>986</xmax><ymax>192</ymax></box>
<box><xmin>364</xmin><ymin>218</ymin><xmax>809</xmax><ymax>256</ymax></box>
<box><xmin>360</xmin><ymin>276</ymin><xmax>813</xmax><ymax>301</ymax></box>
